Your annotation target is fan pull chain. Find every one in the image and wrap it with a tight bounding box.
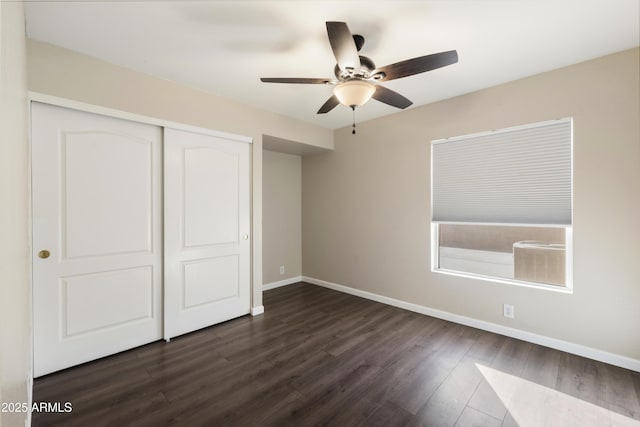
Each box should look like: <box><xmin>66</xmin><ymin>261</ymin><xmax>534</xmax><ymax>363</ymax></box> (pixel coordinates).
<box><xmin>352</xmin><ymin>106</ymin><xmax>356</xmax><ymax>135</ymax></box>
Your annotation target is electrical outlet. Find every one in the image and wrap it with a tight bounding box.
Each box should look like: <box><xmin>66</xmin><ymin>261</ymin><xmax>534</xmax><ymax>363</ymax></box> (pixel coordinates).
<box><xmin>279</xmin><ymin>265</ymin><xmax>285</xmax><ymax>275</ymax></box>
<box><xmin>503</xmin><ymin>304</ymin><xmax>515</xmax><ymax>319</ymax></box>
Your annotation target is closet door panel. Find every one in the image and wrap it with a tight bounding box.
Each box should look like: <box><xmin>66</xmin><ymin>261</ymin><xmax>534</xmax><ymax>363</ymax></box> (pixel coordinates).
<box><xmin>164</xmin><ymin>128</ymin><xmax>251</xmax><ymax>339</ymax></box>
<box><xmin>183</xmin><ymin>147</ymin><xmax>239</xmax><ymax>247</ymax></box>
<box><xmin>32</xmin><ymin>102</ymin><xmax>162</xmax><ymax>377</ymax></box>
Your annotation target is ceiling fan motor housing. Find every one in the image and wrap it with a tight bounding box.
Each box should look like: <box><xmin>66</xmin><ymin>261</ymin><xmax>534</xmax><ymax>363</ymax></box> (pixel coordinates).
<box><xmin>334</xmin><ymin>55</ymin><xmax>377</xmax><ymax>80</ymax></box>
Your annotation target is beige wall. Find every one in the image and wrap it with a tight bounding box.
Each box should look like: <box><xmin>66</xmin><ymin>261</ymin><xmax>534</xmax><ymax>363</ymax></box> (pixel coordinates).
<box><xmin>0</xmin><ymin>3</ymin><xmax>31</xmax><ymax>427</ymax></box>
<box><xmin>263</xmin><ymin>150</ymin><xmax>302</xmax><ymax>284</ymax></box>
<box><xmin>303</xmin><ymin>48</ymin><xmax>640</xmax><ymax>360</ymax></box>
<box><xmin>26</xmin><ymin>39</ymin><xmax>333</xmax><ymax>311</ymax></box>
<box><xmin>27</xmin><ymin>41</ymin><xmax>334</xmax><ymax>153</ymax></box>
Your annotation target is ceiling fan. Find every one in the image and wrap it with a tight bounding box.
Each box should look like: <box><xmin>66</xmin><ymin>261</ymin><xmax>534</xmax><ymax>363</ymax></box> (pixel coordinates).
<box><xmin>260</xmin><ymin>21</ymin><xmax>459</xmax><ymax>122</ymax></box>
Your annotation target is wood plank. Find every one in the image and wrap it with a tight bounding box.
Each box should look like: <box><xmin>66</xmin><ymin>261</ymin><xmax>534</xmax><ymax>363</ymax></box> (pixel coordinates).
<box><xmin>387</xmin><ymin>324</ymin><xmax>480</xmax><ymax>414</ymax></box>
<box><xmin>490</xmin><ymin>337</ymin><xmax>533</xmax><ymax>376</ymax></box>
<box><xmin>556</xmin><ymin>352</ymin><xmax>600</xmax><ymax>404</ymax></box>
<box><xmin>466</xmin><ymin>378</ymin><xmax>508</xmax><ymax>421</ymax></box>
<box><xmin>633</xmin><ymin>372</ymin><xmax>640</xmax><ymax>411</ymax></box>
<box><xmin>358</xmin><ymin>400</ymin><xmax>414</xmax><ymax>427</ymax></box>
<box><xmin>520</xmin><ymin>344</ymin><xmax>561</xmax><ymax>389</ymax></box>
<box><xmin>32</xmin><ymin>282</ymin><xmax>640</xmax><ymax>426</ymax></box>
<box><xmin>595</xmin><ymin>362</ymin><xmax>640</xmax><ymax>413</ymax></box>
<box><xmin>410</xmin><ymin>357</ymin><xmax>485</xmax><ymax>426</ymax></box>
<box><xmin>455</xmin><ymin>406</ymin><xmax>502</xmax><ymax>427</ymax></box>
<box><xmin>466</xmin><ymin>330</ymin><xmax>508</xmax><ymax>364</ymax></box>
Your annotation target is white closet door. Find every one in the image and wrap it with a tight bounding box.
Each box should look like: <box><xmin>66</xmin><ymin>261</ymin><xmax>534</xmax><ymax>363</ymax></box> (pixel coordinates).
<box><xmin>32</xmin><ymin>103</ymin><xmax>162</xmax><ymax>377</ymax></box>
<box><xmin>163</xmin><ymin>128</ymin><xmax>251</xmax><ymax>339</ymax></box>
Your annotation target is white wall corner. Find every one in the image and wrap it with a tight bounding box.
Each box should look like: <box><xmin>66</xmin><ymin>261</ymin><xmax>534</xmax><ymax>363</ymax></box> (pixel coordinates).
<box><xmin>301</xmin><ymin>276</ymin><xmax>640</xmax><ymax>373</ymax></box>
<box><xmin>251</xmin><ymin>305</ymin><xmax>264</xmax><ymax>316</ymax></box>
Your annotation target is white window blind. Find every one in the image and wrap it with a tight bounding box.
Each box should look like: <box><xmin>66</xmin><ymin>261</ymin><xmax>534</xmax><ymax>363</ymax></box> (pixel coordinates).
<box><xmin>432</xmin><ymin>119</ymin><xmax>572</xmax><ymax>225</ymax></box>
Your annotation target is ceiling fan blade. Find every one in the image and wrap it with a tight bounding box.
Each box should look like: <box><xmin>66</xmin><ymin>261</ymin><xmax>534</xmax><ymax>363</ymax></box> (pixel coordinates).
<box><xmin>260</xmin><ymin>77</ymin><xmax>336</xmax><ymax>84</ymax></box>
<box><xmin>326</xmin><ymin>21</ymin><xmax>361</xmax><ymax>73</ymax></box>
<box><xmin>372</xmin><ymin>85</ymin><xmax>413</xmax><ymax>109</ymax></box>
<box><xmin>375</xmin><ymin>50</ymin><xmax>458</xmax><ymax>81</ymax></box>
<box><xmin>317</xmin><ymin>95</ymin><xmax>340</xmax><ymax>114</ymax></box>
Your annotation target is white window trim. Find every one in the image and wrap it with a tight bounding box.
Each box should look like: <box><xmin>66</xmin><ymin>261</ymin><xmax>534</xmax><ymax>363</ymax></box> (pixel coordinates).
<box><xmin>430</xmin><ymin>223</ymin><xmax>573</xmax><ymax>293</ymax></box>
<box><xmin>430</xmin><ymin>118</ymin><xmax>574</xmax><ymax>293</ymax></box>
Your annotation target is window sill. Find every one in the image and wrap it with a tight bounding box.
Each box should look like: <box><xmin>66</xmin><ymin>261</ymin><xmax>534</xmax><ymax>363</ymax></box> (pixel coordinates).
<box><xmin>432</xmin><ymin>268</ymin><xmax>573</xmax><ymax>294</ymax></box>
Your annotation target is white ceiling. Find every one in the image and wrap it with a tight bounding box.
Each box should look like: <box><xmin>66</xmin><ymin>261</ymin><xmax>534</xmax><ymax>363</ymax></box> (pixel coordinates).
<box><xmin>25</xmin><ymin>1</ymin><xmax>640</xmax><ymax>130</ymax></box>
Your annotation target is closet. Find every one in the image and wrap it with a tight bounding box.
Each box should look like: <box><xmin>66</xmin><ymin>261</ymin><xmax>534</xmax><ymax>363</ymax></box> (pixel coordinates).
<box><xmin>31</xmin><ymin>102</ymin><xmax>251</xmax><ymax>377</ymax></box>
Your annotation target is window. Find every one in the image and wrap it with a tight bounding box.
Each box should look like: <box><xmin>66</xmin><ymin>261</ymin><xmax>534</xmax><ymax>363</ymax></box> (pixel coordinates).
<box><xmin>431</xmin><ymin>118</ymin><xmax>572</xmax><ymax>290</ymax></box>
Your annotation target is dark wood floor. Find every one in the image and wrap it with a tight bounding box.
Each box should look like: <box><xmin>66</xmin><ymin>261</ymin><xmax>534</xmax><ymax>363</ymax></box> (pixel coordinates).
<box><xmin>33</xmin><ymin>282</ymin><xmax>640</xmax><ymax>426</ymax></box>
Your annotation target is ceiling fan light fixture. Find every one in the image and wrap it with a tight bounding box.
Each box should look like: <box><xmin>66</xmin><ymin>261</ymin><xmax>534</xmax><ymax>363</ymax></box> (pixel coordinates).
<box><xmin>333</xmin><ymin>80</ymin><xmax>375</xmax><ymax>107</ymax></box>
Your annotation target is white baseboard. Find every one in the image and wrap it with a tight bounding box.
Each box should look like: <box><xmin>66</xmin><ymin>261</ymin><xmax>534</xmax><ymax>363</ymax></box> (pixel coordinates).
<box><xmin>251</xmin><ymin>305</ymin><xmax>264</xmax><ymax>316</ymax></box>
<box><xmin>302</xmin><ymin>276</ymin><xmax>640</xmax><ymax>373</ymax></box>
<box><xmin>263</xmin><ymin>276</ymin><xmax>302</xmax><ymax>291</ymax></box>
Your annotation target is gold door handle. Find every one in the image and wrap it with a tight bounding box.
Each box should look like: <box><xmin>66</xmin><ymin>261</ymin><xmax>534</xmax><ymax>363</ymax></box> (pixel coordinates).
<box><xmin>38</xmin><ymin>250</ymin><xmax>50</xmax><ymax>259</ymax></box>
